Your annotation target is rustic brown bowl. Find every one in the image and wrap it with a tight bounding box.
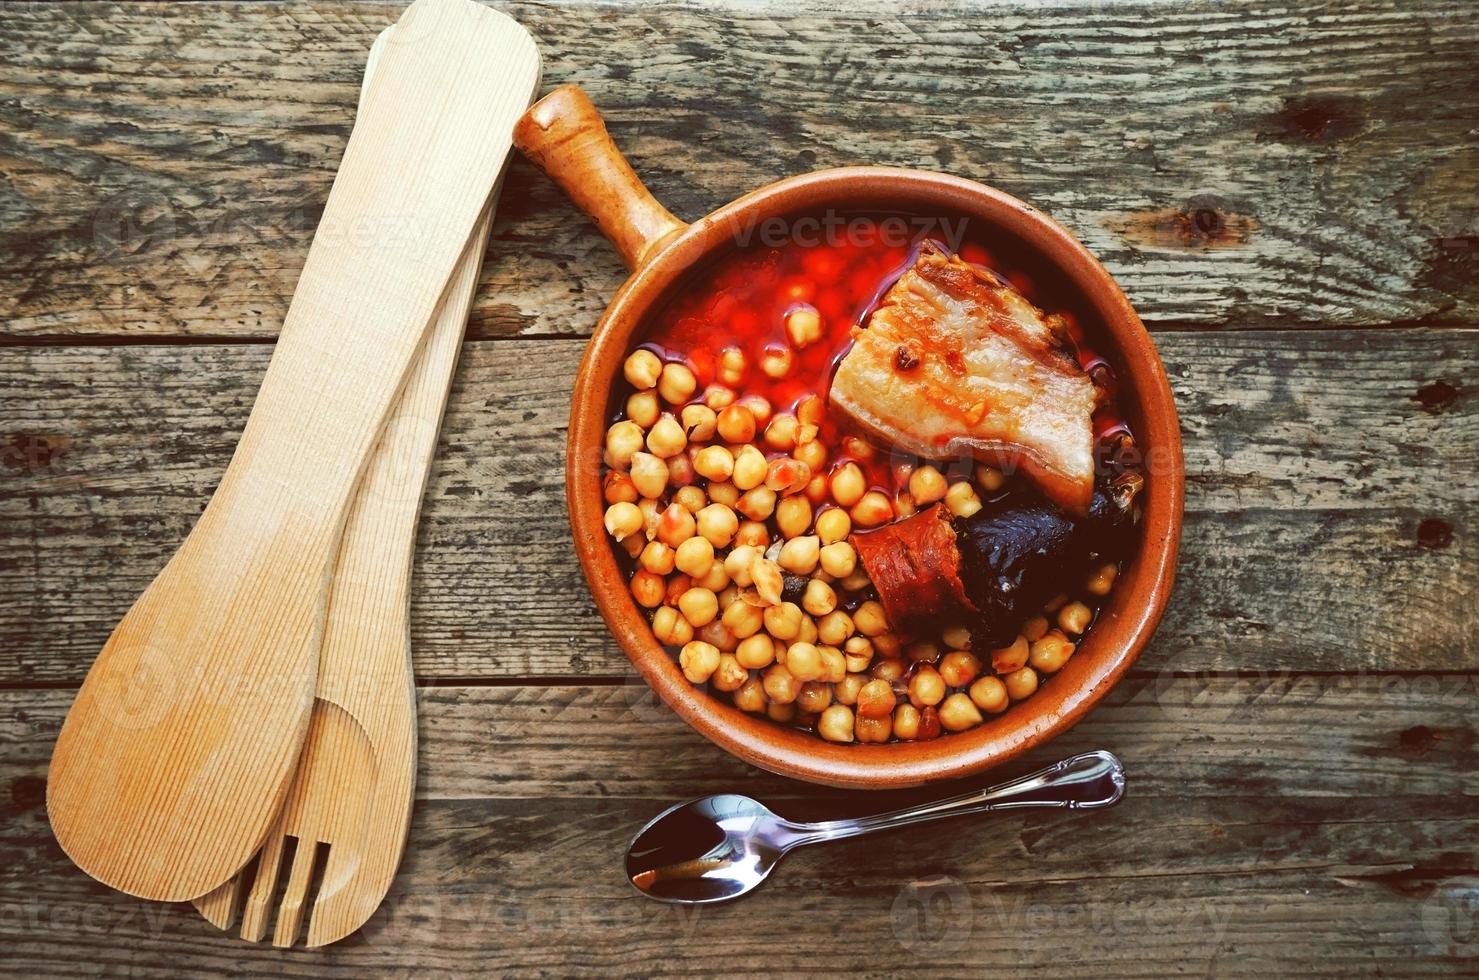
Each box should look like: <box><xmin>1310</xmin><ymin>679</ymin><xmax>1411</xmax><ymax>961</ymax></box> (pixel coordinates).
<box><xmin>514</xmin><ymin>85</ymin><xmax>1183</xmax><ymax>789</ymax></box>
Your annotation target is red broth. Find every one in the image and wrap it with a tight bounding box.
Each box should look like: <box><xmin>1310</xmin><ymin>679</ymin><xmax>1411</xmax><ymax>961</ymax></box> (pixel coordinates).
<box><xmin>629</xmin><ymin>213</ymin><xmax>1121</xmax><ymax>495</ymax></box>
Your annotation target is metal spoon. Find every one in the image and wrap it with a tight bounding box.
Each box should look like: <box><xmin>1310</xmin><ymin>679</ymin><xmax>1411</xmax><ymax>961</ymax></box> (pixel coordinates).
<box><xmin>626</xmin><ymin>749</ymin><xmax>1125</xmax><ymax>904</ymax></box>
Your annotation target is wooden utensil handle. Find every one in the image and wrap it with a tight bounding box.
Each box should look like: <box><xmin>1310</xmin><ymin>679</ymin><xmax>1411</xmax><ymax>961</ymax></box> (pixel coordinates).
<box><xmin>513</xmin><ymin>84</ymin><xmax>687</xmax><ymax>270</ymax></box>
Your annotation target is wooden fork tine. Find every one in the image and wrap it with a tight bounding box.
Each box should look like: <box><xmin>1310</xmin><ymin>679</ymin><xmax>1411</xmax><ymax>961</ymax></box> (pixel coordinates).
<box><xmin>239</xmin><ymin>833</ymin><xmax>288</xmax><ymax>942</ymax></box>
<box><xmin>194</xmin><ymin>873</ymin><xmax>244</xmax><ymax>930</ymax></box>
<box><xmin>272</xmin><ymin>839</ymin><xmax>321</xmax><ymax>948</ymax></box>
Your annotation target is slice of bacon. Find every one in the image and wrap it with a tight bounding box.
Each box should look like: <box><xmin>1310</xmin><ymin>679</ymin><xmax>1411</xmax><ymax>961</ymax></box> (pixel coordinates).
<box><xmin>829</xmin><ymin>241</ymin><xmax>1097</xmax><ymax>514</ymax></box>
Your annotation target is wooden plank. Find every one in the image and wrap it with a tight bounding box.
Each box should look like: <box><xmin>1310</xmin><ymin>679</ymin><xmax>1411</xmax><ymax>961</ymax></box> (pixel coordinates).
<box><xmin>2</xmin><ymin>330</ymin><xmax>1473</xmax><ymax>682</ymax></box>
<box><xmin>2</xmin><ymin>677</ymin><xmax>1474</xmax><ymax>975</ymax></box>
<box><xmin>1</xmin><ymin>0</ymin><xmax>1475</xmax><ymax>339</ymax></box>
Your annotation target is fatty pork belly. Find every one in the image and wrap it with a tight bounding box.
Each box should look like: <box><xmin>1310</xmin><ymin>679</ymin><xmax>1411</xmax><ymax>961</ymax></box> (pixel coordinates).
<box><xmin>829</xmin><ymin>241</ymin><xmax>1097</xmax><ymax>514</ymax></box>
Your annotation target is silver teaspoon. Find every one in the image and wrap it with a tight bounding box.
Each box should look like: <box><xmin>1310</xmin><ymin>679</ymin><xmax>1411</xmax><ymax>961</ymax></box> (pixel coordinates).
<box><xmin>626</xmin><ymin>749</ymin><xmax>1124</xmax><ymax>904</ymax></box>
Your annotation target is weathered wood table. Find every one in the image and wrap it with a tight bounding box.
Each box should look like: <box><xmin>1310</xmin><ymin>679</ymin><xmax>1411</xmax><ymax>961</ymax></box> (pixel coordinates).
<box><xmin>2</xmin><ymin>0</ymin><xmax>1475</xmax><ymax>975</ymax></box>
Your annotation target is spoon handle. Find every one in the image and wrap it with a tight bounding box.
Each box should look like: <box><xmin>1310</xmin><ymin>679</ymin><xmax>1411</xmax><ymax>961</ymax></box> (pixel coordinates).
<box><xmin>789</xmin><ymin>750</ymin><xmax>1125</xmax><ymax>845</ymax></box>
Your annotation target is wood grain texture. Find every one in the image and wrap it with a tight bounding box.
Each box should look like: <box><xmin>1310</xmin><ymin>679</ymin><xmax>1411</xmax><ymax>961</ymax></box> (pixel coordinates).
<box><xmin>3</xmin><ymin>677</ymin><xmax>1475</xmax><ymax>976</ymax></box>
<box><xmin>1</xmin><ymin>0</ymin><xmax>1475</xmax><ymax>339</ymax></box>
<box><xmin>1</xmin><ymin>330</ymin><xmax>1473</xmax><ymax>682</ymax></box>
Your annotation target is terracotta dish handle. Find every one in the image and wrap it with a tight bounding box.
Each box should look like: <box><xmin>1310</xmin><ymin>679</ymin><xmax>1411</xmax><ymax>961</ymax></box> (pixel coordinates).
<box><xmin>513</xmin><ymin>84</ymin><xmax>688</xmax><ymax>270</ymax></box>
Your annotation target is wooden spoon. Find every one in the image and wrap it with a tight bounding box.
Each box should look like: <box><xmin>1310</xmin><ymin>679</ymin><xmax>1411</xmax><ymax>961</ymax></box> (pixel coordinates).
<box><xmin>190</xmin><ymin>26</ymin><xmax>511</xmax><ymax>945</ymax></box>
<box><xmin>47</xmin><ymin>0</ymin><xmax>541</xmax><ymax>902</ymax></box>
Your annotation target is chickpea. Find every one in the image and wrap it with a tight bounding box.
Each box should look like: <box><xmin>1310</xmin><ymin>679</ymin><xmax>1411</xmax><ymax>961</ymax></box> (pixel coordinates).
<box><xmin>605</xmin><ymin>420</ymin><xmax>646</xmax><ymax>470</ymax></box>
<box><xmin>1022</xmin><ymin>615</ymin><xmax>1050</xmax><ymax>642</ymax></box>
<box><xmin>853</xmin><ymin>600</ymin><xmax>890</xmax><ymax>637</ymax></box>
<box><xmin>810</xmin><ymin>508</ymin><xmax>848</xmax><ymax>545</ymax></box>
<box><xmin>852</xmin><ymin>713</ymin><xmax>891</xmax><ymax>744</ymax></box>
<box><xmin>808</xmin><ymin>612</ymin><xmax>848</xmax><ymax>648</ymax></box>
<box><xmin>732</xmin><ymin>445</ymin><xmax>768</xmax><ymax>491</ymax></box>
<box><xmin>942</xmin><ymin>624</ymin><xmax>972</xmax><ymax>650</ymax></box>
<box><xmin>604</xmin><ymin>471</ymin><xmax>639</xmax><ymax>506</ymax></box>
<box><xmin>718</xmin><ymin>346</ymin><xmax>747</xmax><ymax>386</ymax></box>
<box><xmin>678</xmin><ymin>641</ymin><xmax>721</xmax><ymax>684</ymax></box>
<box><xmin>760</xmin><ymin>344</ymin><xmax>794</xmax><ymax>379</ymax></box>
<box><xmin>793</xmin><ymin>439</ymin><xmax>827</xmax><ymax>472</ymax></box>
<box><xmin>651</xmin><ymin>606</ymin><xmax>694</xmax><ymax>647</ymax></box>
<box><xmin>1058</xmin><ymin>601</ymin><xmax>1093</xmax><ymax>635</ymax></box>
<box><xmin>874</xmin><ymin>632</ymin><xmax>904</xmax><ymax>659</ymax></box>
<box><xmin>628</xmin><ymin>453</ymin><xmax>669</xmax><ymax>500</ymax></box>
<box><xmin>657</xmin><ymin>362</ymin><xmax>697</xmax><ymax>404</ymax></box>
<box><xmin>623</xmin><ymin>349</ymin><xmax>663</xmax><ymax>389</ymax></box>
<box><xmin>695</xmin><ymin>503</ymin><xmax>739</xmax><ymax>547</ymax></box>
<box><xmin>763</xmin><ymin>601</ymin><xmax>804</xmax><ymax>641</ymax></box>
<box><xmin>784</xmin><ymin>305</ymin><xmax>823</xmax><ymax>348</ymax></box>
<box><xmin>656</xmin><ymin>503</ymin><xmax>696</xmax><ymax>547</ymax></box>
<box><xmin>715</xmin><ymin>404</ymin><xmax>756</xmax><ymax>444</ymax></box>
<box><xmin>779</xmin><ymin>535</ymin><xmax>821</xmax><ymax>574</ymax></box>
<box><xmin>856</xmin><ymin>678</ymin><xmax>897</xmax><ymax>718</ymax></box>
<box><xmin>766</xmin><ymin>457</ymin><xmax>811</xmax><ymax>496</ymax></box>
<box><xmin>1029</xmin><ymin>631</ymin><xmax>1076</xmax><ymax>674</ymax></box>
<box><xmin>870</xmin><ymin>657</ymin><xmax>905</xmax><ymax>684</ymax></box>
<box><xmin>693</xmin><ymin>445</ymin><xmax>735</xmax><ymax>482</ymax></box>
<box><xmin>818</xmin><ymin>704</ymin><xmax>855</xmax><ymax>743</ymax></box>
<box><xmin>843</xmin><ymin>636</ymin><xmax>874</xmax><ymax>672</ymax></box>
<box><xmin>909</xmin><ymin>667</ymin><xmax>947</xmax><ymax>708</ymax></box>
<box><xmin>945</xmin><ymin>480</ymin><xmax>983</xmax><ymax>518</ymax></box>
<box><xmin>725</xmin><ymin>545</ymin><xmax>759</xmax><ymax>586</ymax></box>
<box><xmin>1086</xmin><ymin>561</ymin><xmax>1118</xmax><ymax>597</ymax></box>
<box><xmin>728</xmin><ymin>488</ymin><xmax>770</xmax><ymax>524</ymax></box>
<box><xmin>645</xmin><ymin>415</ymin><xmax>687</xmax><ymax>459</ymax></box>
<box><xmin>711</xmin><ymin>654</ymin><xmax>749</xmax><ymax>692</ymax></box>
<box><xmin>804</xmin><ymin>474</ymin><xmax>830</xmax><ymax>506</ymax></box>
<box><xmin>739</xmin><ymin>394</ymin><xmax>772</xmax><ymax>426</ymax></box>
<box><xmin>968</xmin><ymin>675</ymin><xmax>1009</xmax><ymax>713</ymax></box>
<box><xmin>767</xmin><ymin>700</ymin><xmax>796</xmax><ymax>724</ymax></box>
<box><xmin>674</xmin><ymin>485</ymin><xmax>706</xmax><ymax>515</ymax></box>
<box><xmin>764</xmin><ymin>414</ymin><xmax>799</xmax><ymax>451</ymax></box>
<box><xmin>906</xmin><ymin>641</ymin><xmax>940</xmax><ymax>663</ymax></box>
<box><xmin>639</xmin><ymin>541</ymin><xmax>676</xmax><ymax>575</ymax></box>
<box><xmin>707</xmin><ymin>481</ymin><xmax>740</xmax><ymax>508</ymax></box>
<box><xmin>678</xmin><ymin>587</ymin><xmax>719</xmax><ymax>627</ymax></box>
<box><xmin>736</xmin><ymin>633</ymin><xmax>776</xmax><ymax>669</ymax></box>
<box><xmin>667</xmin><ymin>453</ymin><xmax>695</xmax><ymax>488</ymax></box>
<box><xmin>839</xmin><ymin>569</ymin><xmax>872</xmax><ymax>592</ymax></box>
<box><xmin>796</xmin><ymin>680</ymin><xmax>832</xmax><ymax>714</ymax></box>
<box><xmin>637</xmin><ymin>495</ymin><xmax>662</xmax><ymax>534</ymax></box>
<box><xmin>819</xmin><ymin>646</ymin><xmax>847</xmax><ymax>683</ymax></box>
<box><xmin>990</xmin><ymin>635</ymin><xmax>1029</xmax><ymax>674</ymax></box>
<box><xmin>976</xmin><ymin>464</ymin><xmax>1007</xmax><ymax>493</ymax></box>
<box><xmin>750</xmin><ymin>557</ymin><xmax>785</xmax><ymax>605</ymax></box>
<box><xmin>695</xmin><ymin>561</ymin><xmax>730</xmax><ymax>593</ymax></box>
<box><xmin>1003</xmin><ymin>666</ymin><xmax>1039</xmax><ymax>701</ymax></box>
<box><xmin>761</xmin><ymin>500</ymin><xmax>807</xmax><ymax>545</ymax></box>
<box><xmin>829</xmin><ymin>462</ymin><xmax>866</xmax><ymax>507</ymax></box>
<box><xmin>715</xmin><ymin>583</ymin><xmax>738</xmax><ymax>610</ymax></box>
<box><xmin>703</xmin><ymin>385</ymin><xmax>736</xmax><ymax>411</ymax></box>
<box><xmin>671</xmin><ymin>536</ymin><xmax>712</xmax><ymax>579</ymax></box>
<box><xmin>785</xmin><ymin>642</ymin><xmax>824</xmax><ymax>682</ymax></box>
<box><xmin>802</xmin><ymin>578</ymin><xmax>837</xmax><ymax>617</ymax></box>
<box><xmin>894</xmin><ymin>492</ymin><xmax>917</xmax><ymax>519</ymax></box>
<box><xmin>699</xmin><ymin>619</ymin><xmax>738</xmax><ymax>652</ymax></box>
<box><xmin>680</xmin><ymin>403</ymin><xmax>717</xmax><ymax>442</ymax></box>
<box><xmin>603</xmin><ymin>501</ymin><xmax>643</xmax><ymax>540</ymax></box>
<box><xmin>733</xmin><ymin>676</ymin><xmax>767</xmax><ymax>712</ymax></box>
<box><xmin>762</xmin><ymin>663</ymin><xmax>799</xmax><ymax>704</ymax></box>
<box><xmin>850</xmin><ymin>490</ymin><xmax>895</xmax><ymax>527</ymax></box>
<box><xmin>938</xmin><ymin>651</ymin><xmax>982</xmax><ymax>688</ymax></box>
<box><xmin>893</xmin><ymin>703</ymin><xmax>922</xmax><ymax>740</ymax></box>
<box><xmin>818</xmin><ymin>541</ymin><xmax>856</xmax><ymax>579</ymax></box>
<box><xmin>1043</xmin><ymin>593</ymin><xmax>1068</xmax><ymax>613</ymax></box>
<box><xmin>905</xmin><ymin>464</ymin><xmax>947</xmax><ymax>505</ymax></box>
<box><xmin>796</xmin><ymin>422</ymin><xmax>820</xmax><ymax>446</ymax></box>
<box><xmin>834</xmin><ymin>673</ymin><xmax>865</xmax><ymax>706</ymax></box>
<box><xmin>938</xmin><ymin>692</ymin><xmax>984</xmax><ymax>731</ymax></box>
<box><xmin>797</xmin><ymin>614</ymin><xmax>819</xmax><ymax>645</ymax></box>
<box><xmin>734</xmin><ymin>521</ymin><xmax>770</xmax><ymax>548</ymax></box>
<box><xmin>626</xmin><ymin>390</ymin><xmax>660</xmax><ymax>429</ymax></box>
